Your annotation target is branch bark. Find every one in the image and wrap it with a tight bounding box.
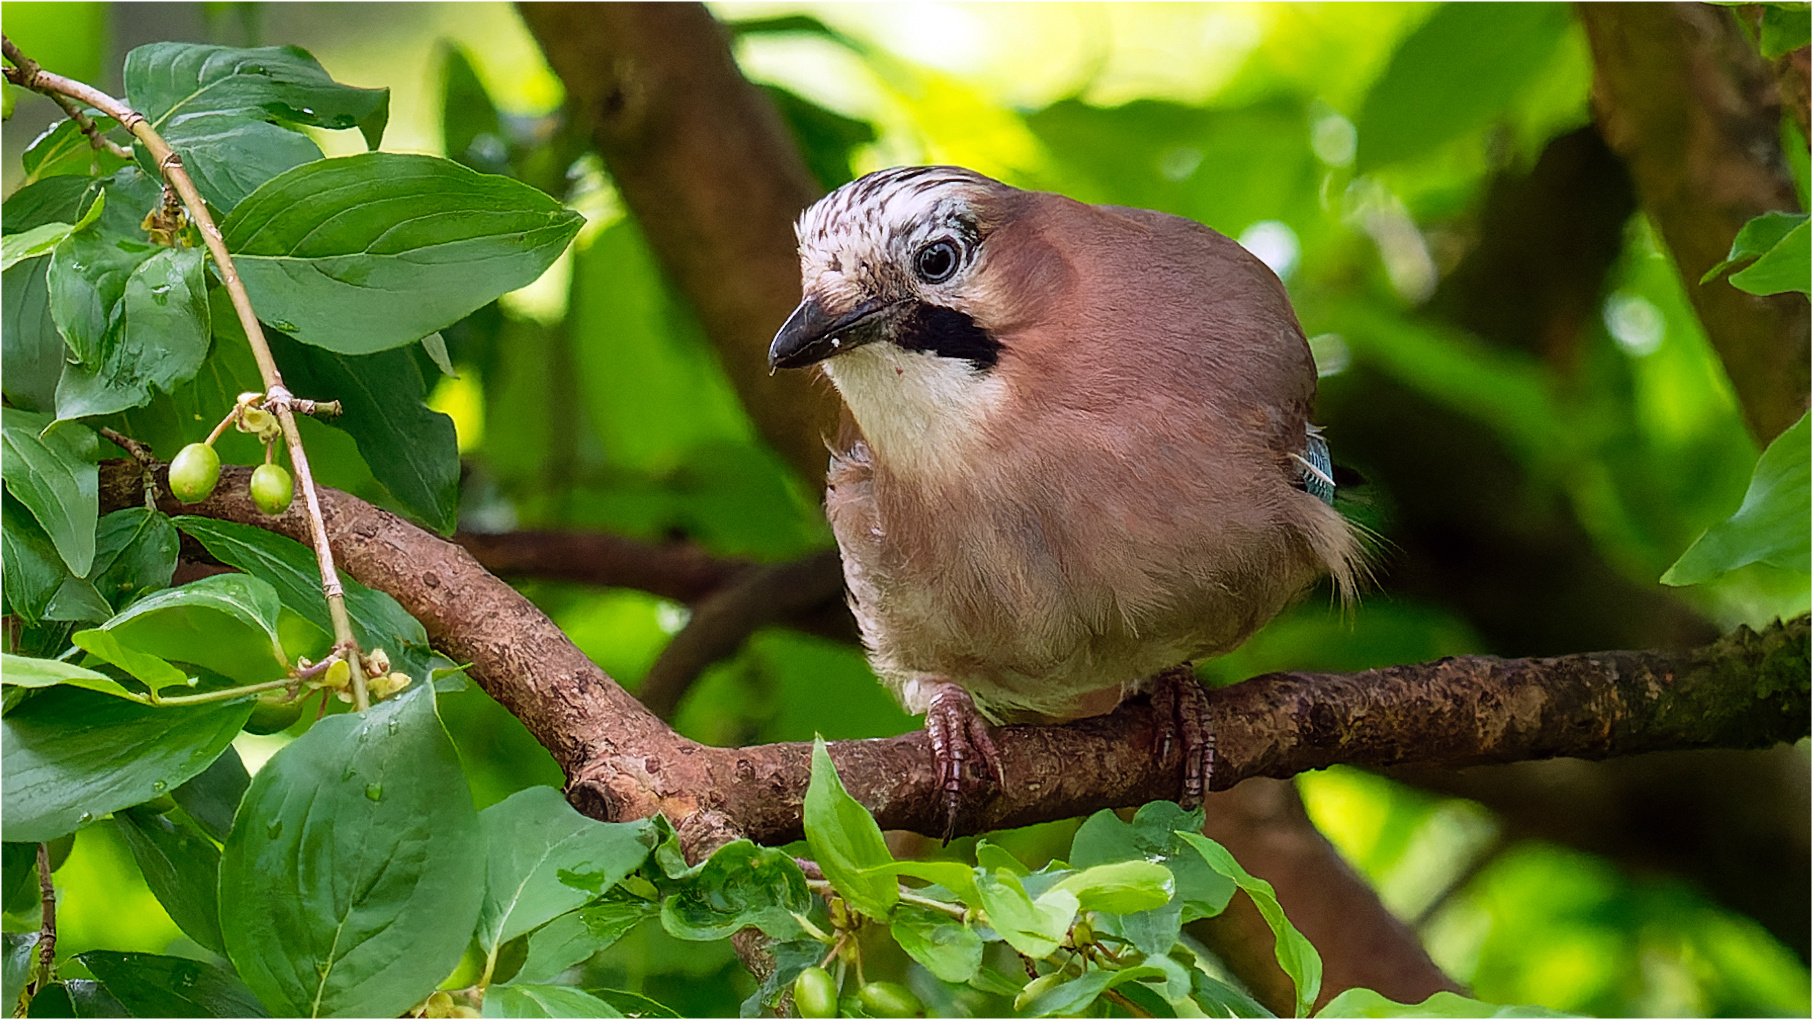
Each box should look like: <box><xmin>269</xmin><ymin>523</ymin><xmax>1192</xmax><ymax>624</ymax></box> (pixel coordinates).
<box><xmin>1578</xmin><ymin>2</ymin><xmax>1810</xmax><ymax>443</ymax></box>
<box><xmin>105</xmin><ymin>461</ymin><xmax>1810</xmax><ymax>847</ymax></box>
<box><xmin>517</xmin><ymin>2</ymin><xmax>840</xmax><ymax>485</ymax></box>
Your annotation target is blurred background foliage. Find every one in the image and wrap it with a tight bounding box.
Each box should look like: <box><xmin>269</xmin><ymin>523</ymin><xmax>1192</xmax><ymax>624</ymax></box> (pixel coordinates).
<box><xmin>2</xmin><ymin>2</ymin><xmax>1807</xmax><ymax>1016</ymax></box>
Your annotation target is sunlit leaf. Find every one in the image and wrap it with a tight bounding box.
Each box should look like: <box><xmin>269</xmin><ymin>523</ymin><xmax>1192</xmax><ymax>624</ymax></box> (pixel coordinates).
<box><xmin>1179</xmin><ymin>831</ymin><xmax>1322</xmax><ymax>1018</ymax></box>
<box><xmin>889</xmin><ymin>903</ymin><xmax>983</xmax><ymax>983</ymax></box>
<box><xmin>1315</xmin><ymin>987</ymin><xmax>1574</xmax><ymax>1018</ymax></box>
<box><xmin>0</xmin><ymin>653</ymin><xmax>137</xmax><ymax>701</ymax></box>
<box><xmin>513</xmin><ymin>898</ymin><xmax>656</xmax><ymax>985</ymax></box>
<box><xmin>220</xmin><ymin>153</ymin><xmax>582</xmax><ymax>355</ymax></box>
<box><xmin>802</xmin><ymin>737</ymin><xmax>898</xmax><ymax>919</ymax></box>
<box><xmin>659</xmin><ymin>840</ymin><xmax>811</xmax><ymax>941</ymax></box>
<box><xmin>476</xmin><ymin>786</ymin><xmax>657</xmax><ymax>951</ymax></box>
<box><xmin>1729</xmin><ymin>218</ymin><xmax>1812</xmax><ymax>297</ymax></box>
<box><xmin>1663</xmin><ymin>411</ymin><xmax>1810</xmax><ymax>585</ymax></box>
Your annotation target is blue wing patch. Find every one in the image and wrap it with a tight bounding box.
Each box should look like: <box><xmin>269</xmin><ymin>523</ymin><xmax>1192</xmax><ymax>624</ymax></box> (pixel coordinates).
<box><xmin>1293</xmin><ymin>425</ymin><xmax>1337</xmax><ymax>505</ymax></box>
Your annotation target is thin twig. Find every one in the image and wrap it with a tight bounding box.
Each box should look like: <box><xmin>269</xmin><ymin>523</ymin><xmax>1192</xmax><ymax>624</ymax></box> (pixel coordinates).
<box><xmin>3</xmin><ymin>35</ymin><xmax>370</xmax><ymax>710</ymax></box>
<box><xmin>3</xmin><ymin>43</ymin><xmax>132</xmax><ymax>161</ymax></box>
<box><xmin>33</xmin><ymin>843</ymin><xmax>54</xmax><ymax>989</ymax></box>
<box><xmin>98</xmin><ymin>426</ymin><xmax>160</xmax><ymax>509</ymax></box>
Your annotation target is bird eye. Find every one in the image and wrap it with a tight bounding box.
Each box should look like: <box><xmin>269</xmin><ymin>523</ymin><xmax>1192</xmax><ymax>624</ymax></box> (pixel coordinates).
<box><xmin>914</xmin><ymin>240</ymin><xmax>960</xmax><ymax>284</ymax></box>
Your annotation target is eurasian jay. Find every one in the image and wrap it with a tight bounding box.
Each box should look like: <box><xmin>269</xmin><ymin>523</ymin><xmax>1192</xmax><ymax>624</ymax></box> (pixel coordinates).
<box><xmin>769</xmin><ymin>166</ymin><xmax>1362</xmax><ymax>833</ymax></box>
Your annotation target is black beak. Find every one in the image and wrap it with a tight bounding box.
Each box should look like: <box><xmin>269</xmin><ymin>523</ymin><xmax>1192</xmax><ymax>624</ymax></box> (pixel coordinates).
<box><xmin>768</xmin><ymin>297</ymin><xmax>899</xmax><ymax>370</ymax></box>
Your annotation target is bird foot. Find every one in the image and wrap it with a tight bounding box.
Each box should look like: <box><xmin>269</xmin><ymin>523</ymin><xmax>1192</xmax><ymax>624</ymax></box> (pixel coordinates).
<box><xmin>924</xmin><ymin>682</ymin><xmax>1003</xmax><ymax>843</ymax></box>
<box><xmin>1150</xmin><ymin>665</ymin><xmax>1216</xmax><ymax>810</ymax></box>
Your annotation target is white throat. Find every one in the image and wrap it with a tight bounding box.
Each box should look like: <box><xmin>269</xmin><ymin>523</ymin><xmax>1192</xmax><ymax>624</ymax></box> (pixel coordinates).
<box><xmin>822</xmin><ymin>344</ymin><xmax>1005</xmax><ymax>479</ymax></box>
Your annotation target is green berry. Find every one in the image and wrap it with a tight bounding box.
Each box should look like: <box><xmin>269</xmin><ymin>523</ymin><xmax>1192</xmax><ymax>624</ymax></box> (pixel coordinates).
<box><xmin>857</xmin><ymin>981</ymin><xmax>922</xmax><ymax>1017</ymax></box>
<box><xmin>792</xmin><ymin>966</ymin><xmax>838</xmax><ymax>1019</ymax></box>
<box><xmin>168</xmin><ymin>443</ymin><xmax>221</xmax><ymax>503</ymax></box>
<box><xmin>251</xmin><ymin>462</ymin><xmax>293</xmax><ymax>515</ymax></box>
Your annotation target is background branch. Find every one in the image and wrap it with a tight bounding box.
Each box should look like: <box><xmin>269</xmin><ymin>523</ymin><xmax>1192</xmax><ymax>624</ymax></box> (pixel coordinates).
<box><xmin>1578</xmin><ymin>2</ymin><xmax>1810</xmax><ymax>444</ymax></box>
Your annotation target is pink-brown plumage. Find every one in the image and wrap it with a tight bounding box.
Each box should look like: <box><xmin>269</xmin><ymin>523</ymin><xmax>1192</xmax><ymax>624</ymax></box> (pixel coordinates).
<box><xmin>779</xmin><ymin>168</ymin><xmax>1361</xmax><ymax>726</ymax></box>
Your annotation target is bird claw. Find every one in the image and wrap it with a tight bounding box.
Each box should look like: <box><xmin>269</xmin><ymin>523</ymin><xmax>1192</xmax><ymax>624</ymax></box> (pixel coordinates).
<box><xmin>1150</xmin><ymin>666</ymin><xmax>1216</xmax><ymax>809</ymax></box>
<box><xmin>925</xmin><ymin>682</ymin><xmax>1003</xmax><ymax>843</ymax></box>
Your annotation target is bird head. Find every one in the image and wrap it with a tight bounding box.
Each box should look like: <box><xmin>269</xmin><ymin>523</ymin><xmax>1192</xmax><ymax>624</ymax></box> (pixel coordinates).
<box><xmin>771</xmin><ymin>166</ymin><xmax>1011</xmax><ymax>374</ymax></box>
<box><xmin>772</xmin><ymin>167</ymin><xmax>1061</xmax><ymax>474</ymax></box>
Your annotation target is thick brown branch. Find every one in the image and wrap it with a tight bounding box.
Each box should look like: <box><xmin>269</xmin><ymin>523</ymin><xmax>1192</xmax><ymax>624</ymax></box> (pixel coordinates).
<box><xmin>518</xmin><ymin>2</ymin><xmax>841</xmax><ymax>485</ymax></box>
<box><xmin>105</xmin><ymin>462</ymin><xmax>1810</xmax><ymax>847</ymax></box>
<box><xmin>1579</xmin><ymin>3</ymin><xmax>1810</xmax><ymax>443</ymax></box>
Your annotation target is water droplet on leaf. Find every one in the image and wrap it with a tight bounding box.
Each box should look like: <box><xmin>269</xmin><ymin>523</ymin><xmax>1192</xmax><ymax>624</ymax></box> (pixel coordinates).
<box><xmin>365</xmin><ymin>783</ymin><xmax>382</xmax><ymax>801</ymax></box>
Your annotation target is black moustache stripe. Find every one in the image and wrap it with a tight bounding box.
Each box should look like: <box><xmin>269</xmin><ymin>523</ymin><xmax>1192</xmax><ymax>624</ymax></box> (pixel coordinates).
<box><xmin>894</xmin><ymin>303</ymin><xmax>1002</xmax><ymax>370</ymax></box>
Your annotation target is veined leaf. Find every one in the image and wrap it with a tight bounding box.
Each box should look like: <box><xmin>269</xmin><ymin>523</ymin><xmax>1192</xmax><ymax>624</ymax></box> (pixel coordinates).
<box><xmin>0</xmin><ymin>192</ymin><xmax>104</xmax><ymax>272</ymax></box>
<box><xmin>55</xmin><ymin>245</ymin><xmax>211</xmax><ymax>422</ymax></box>
<box><xmin>476</xmin><ymin>786</ymin><xmax>657</xmax><ymax>951</ymax></box>
<box><xmin>1</xmin><ymin>685</ymin><xmax>251</xmax><ymax>844</ymax></box>
<box><xmin>0</xmin><ymin>408</ymin><xmax>99</xmax><ymax>576</ymax></box>
<box><xmin>220</xmin><ymin>153</ymin><xmax>582</xmax><ymax>355</ymax></box>
<box><xmin>114</xmin><ymin>807</ymin><xmax>226</xmax><ymax>954</ymax></box>
<box><xmin>96</xmin><ymin>572</ymin><xmax>288</xmax><ymax>681</ymax></box>
<box><xmin>659</xmin><ymin>840</ymin><xmax>811</xmax><ymax>942</ymax></box>
<box><xmin>219</xmin><ymin>683</ymin><xmax>483</xmax><ymax>1018</ymax></box>
<box><xmin>802</xmin><ymin>737</ymin><xmax>898</xmax><ymax>920</ymax></box>
<box><xmin>124</xmin><ymin>42</ymin><xmax>389</xmax><ymax>211</ymax></box>
<box><xmin>1180</xmin><ymin>831</ymin><xmax>1322</xmax><ymax>1018</ymax></box>
<box><xmin>0</xmin><ymin>652</ymin><xmax>137</xmax><ymax>701</ymax></box>
<box><xmin>79</xmin><ymin>950</ymin><xmax>267</xmax><ymax>1017</ymax></box>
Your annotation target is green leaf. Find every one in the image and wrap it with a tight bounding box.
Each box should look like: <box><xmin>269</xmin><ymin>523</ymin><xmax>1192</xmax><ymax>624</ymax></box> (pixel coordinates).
<box><xmin>0</xmin><ymin>194</ymin><xmax>105</xmax><ymax>272</ymax></box>
<box><xmin>659</xmin><ymin>840</ymin><xmax>811</xmax><ymax>941</ymax></box>
<box><xmin>46</xmin><ymin>576</ymin><xmax>114</xmax><ymax>626</ymax></box>
<box><xmin>1190</xmin><ymin>968</ymin><xmax>1275</xmax><ymax>1019</ymax></box>
<box><xmin>1049</xmin><ymin>860</ymin><xmax>1175</xmax><ymax>915</ymax></box>
<box><xmin>70</xmin><ymin>628</ymin><xmax>192</xmax><ymax>693</ymax></box>
<box><xmin>3</xmin><ymin>259</ymin><xmax>65</xmax><ymax>414</ymax></box>
<box><xmin>2</xmin><ymin>177</ymin><xmax>93</xmax><ymax>237</ymax></box>
<box><xmin>889</xmin><ymin>903</ymin><xmax>983</xmax><ymax>983</ymax></box>
<box><xmin>1</xmin><ymin>685</ymin><xmax>251</xmax><ymax>843</ymax></box>
<box><xmin>112</xmin><ymin>807</ymin><xmax>225</xmax><ymax>954</ymax></box>
<box><xmin>1761</xmin><ymin>3</ymin><xmax>1812</xmax><ymax>58</ymax></box>
<box><xmin>1663</xmin><ymin>410</ymin><xmax>1811</xmax><ymax>585</ymax></box>
<box><xmin>88</xmin><ymin>508</ymin><xmax>179</xmax><ymax>612</ymax></box>
<box><xmin>1020</xmin><ymin>964</ymin><xmax>1168</xmax><ymax>1018</ymax></box>
<box><xmin>56</xmin><ymin>245</ymin><xmax>212</xmax><ymax>422</ymax></box>
<box><xmin>3</xmin><ymin>844</ymin><xmax>42</xmax><ymax>915</ymax></box>
<box><xmin>219</xmin><ymin>683</ymin><xmax>483</xmax><ymax>1018</ymax></box>
<box><xmin>1</xmin><ymin>409</ymin><xmax>99</xmax><ymax>576</ymax></box>
<box><xmin>4</xmin><ymin>933</ymin><xmax>38</xmax><ymax>1010</ymax></box>
<box><xmin>95</xmin><ymin>572</ymin><xmax>287</xmax><ymax>682</ymax></box>
<box><xmin>1355</xmin><ymin>2</ymin><xmax>1574</xmax><ymax>170</ymax></box>
<box><xmin>266</xmin><ymin>329</ymin><xmax>459</xmax><ymax>533</ymax></box>
<box><xmin>861</xmin><ymin>859</ymin><xmax>980</xmax><ymax>904</ymax></box>
<box><xmin>587</xmin><ymin>988</ymin><xmax>680</xmax><ymax>1020</ymax></box>
<box><xmin>219</xmin><ymin>152</ymin><xmax>582</xmax><ymax>354</ymax></box>
<box><xmin>483</xmin><ymin>984</ymin><xmax>623</xmax><ymax>1019</ymax></box>
<box><xmin>739</xmin><ymin>936</ymin><xmax>824</xmax><ymax>1019</ymax></box>
<box><xmin>171</xmin><ymin>516</ymin><xmax>435</xmax><ymax>678</ymax></box>
<box><xmin>1730</xmin><ymin>218</ymin><xmax>1812</xmax><ymax>296</ymax></box>
<box><xmin>26</xmin><ymin>979</ymin><xmax>127</xmax><ymax>1017</ymax></box>
<box><xmin>1315</xmin><ymin>988</ymin><xmax>1574</xmax><ymax>1018</ymax></box>
<box><xmin>477</xmin><ymin>786</ymin><xmax>657</xmax><ymax>951</ymax></box>
<box><xmin>1</xmin><ymin>495</ymin><xmax>68</xmax><ymax>626</ymax></box>
<box><xmin>803</xmin><ymin>736</ymin><xmax>898</xmax><ymax>919</ymax></box>
<box><xmin>19</xmin><ymin>117</ymin><xmax>128</xmax><ymax>184</ymax></box>
<box><xmin>76</xmin><ymin>950</ymin><xmax>267</xmax><ymax>1018</ymax></box>
<box><xmin>1179</xmin><ymin>832</ymin><xmax>1322</xmax><ymax>1018</ymax></box>
<box><xmin>513</xmin><ymin>898</ymin><xmax>656</xmax><ymax>985</ymax></box>
<box><xmin>974</xmin><ymin>840</ymin><xmax>1031</xmax><ymax>877</ymax></box>
<box><xmin>1699</xmin><ymin>211</ymin><xmax>1807</xmax><ymax>282</ymax></box>
<box><xmin>124</xmin><ymin>43</ymin><xmax>389</xmax><ymax>211</ymax></box>
<box><xmin>974</xmin><ymin>871</ymin><xmax>1076</xmax><ymax>959</ymax></box>
<box><xmin>1070</xmin><ymin>801</ymin><xmax>1233</xmax><ymax>957</ymax></box>
<box><xmin>45</xmin><ymin>222</ymin><xmax>157</xmax><ymax>369</ymax></box>
<box><xmin>0</xmin><ymin>653</ymin><xmax>138</xmax><ymax>701</ymax></box>
<box><xmin>168</xmin><ymin>745</ymin><xmax>250</xmax><ymax>843</ymax></box>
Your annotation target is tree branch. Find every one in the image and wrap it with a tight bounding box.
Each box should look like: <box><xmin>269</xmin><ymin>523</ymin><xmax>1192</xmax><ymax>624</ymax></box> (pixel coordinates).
<box><xmin>1578</xmin><ymin>3</ymin><xmax>1810</xmax><ymax>443</ymax></box>
<box><xmin>517</xmin><ymin>2</ymin><xmax>841</xmax><ymax>486</ymax></box>
<box><xmin>103</xmin><ymin>461</ymin><xmax>1809</xmax><ymax>846</ymax></box>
